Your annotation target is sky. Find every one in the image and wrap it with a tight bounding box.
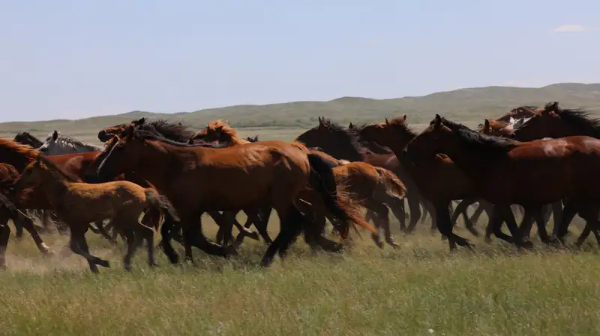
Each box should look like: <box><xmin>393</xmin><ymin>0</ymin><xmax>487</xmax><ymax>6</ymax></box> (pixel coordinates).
<box><xmin>0</xmin><ymin>0</ymin><xmax>598</xmax><ymax>122</ymax></box>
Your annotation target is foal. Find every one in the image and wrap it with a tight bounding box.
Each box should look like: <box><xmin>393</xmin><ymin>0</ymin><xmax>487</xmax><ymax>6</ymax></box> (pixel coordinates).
<box><xmin>14</xmin><ymin>154</ymin><xmax>180</xmax><ymax>273</ymax></box>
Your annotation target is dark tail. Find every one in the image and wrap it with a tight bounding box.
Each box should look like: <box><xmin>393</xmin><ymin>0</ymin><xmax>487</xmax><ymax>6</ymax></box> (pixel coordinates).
<box><xmin>145</xmin><ymin>189</ymin><xmax>180</xmax><ymax>229</ymax></box>
<box><xmin>307</xmin><ymin>153</ymin><xmax>376</xmax><ymax>238</ymax></box>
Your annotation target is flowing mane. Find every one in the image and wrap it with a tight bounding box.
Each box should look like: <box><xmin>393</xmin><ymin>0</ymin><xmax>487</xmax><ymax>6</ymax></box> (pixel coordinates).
<box><xmin>552</xmin><ymin>106</ymin><xmax>600</xmax><ymax>138</ymax></box>
<box><xmin>438</xmin><ymin>118</ymin><xmax>518</xmax><ymax>153</ymax></box>
<box><xmin>131</xmin><ymin>126</ymin><xmax>229</xmax><ymax>149</ymax></box>
<box><xmin>321</xmin><ymin>118</ymin><xmax>371</xmax><ymax>152</ymax></box>
<box><xmin>0</xmin><ymin>138</ymin><xmax>40</xmax><ymax>170</ymax></box>
<box><xmin>137</xmin><ymin>119</ymin><xmax>196</xmax><ymax>143</ymax></box>
<box><xmin>45</xmin><ymin>132</ymin><xmax>104</xmax><ymax>152</ymax></box>
<box><xmin>387</xmin><ymin>116</ymin><xmax>418</xmax><ymax>138</ymax></box>
<box><xmin>195</xmin><ymin>119</ymin><xmax>249</xmax><ymax>145</ymax></box>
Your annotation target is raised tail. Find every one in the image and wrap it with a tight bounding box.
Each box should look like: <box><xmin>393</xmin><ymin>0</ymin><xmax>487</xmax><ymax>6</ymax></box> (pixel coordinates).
<box><xmin>374</xmin><ymin>167</ymin><xmax>406</xmax><ymax>199</ymax></box>
<box><xmin>145</xmin><ymin>189</ymin><xmax>180</xmax><ymax>229</ymax></box>
<box><xmin>307</xmin><ymin>153</ymin><xmax>376</xmax><ymax>238</ymax></box>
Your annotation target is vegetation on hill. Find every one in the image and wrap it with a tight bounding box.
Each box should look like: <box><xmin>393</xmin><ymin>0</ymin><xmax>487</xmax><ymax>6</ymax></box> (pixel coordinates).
<box><xmin>1</xmin><ymin>83</ymin><xmax>599</xmax><ymax>141</ymax></box>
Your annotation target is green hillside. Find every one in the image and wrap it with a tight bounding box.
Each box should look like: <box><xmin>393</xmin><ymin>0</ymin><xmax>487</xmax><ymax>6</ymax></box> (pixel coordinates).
<box><xmin>2</xmin><ymin>82</ymin><xmax>599</xmax><ymax>143</ymax></box>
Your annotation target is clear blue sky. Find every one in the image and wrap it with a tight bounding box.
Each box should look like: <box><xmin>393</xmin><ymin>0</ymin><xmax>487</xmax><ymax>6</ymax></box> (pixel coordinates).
<box><xmin>1</xmin><ymin>0</ymin><xmax>598</xmax><ymax>122</ymax></box>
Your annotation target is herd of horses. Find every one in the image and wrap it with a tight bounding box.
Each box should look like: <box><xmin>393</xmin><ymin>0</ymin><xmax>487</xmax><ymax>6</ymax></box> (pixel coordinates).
<box><xmin>1</xmin><ymin>101</ymin><xmax>599</xmax><ymax>273</ymax></box>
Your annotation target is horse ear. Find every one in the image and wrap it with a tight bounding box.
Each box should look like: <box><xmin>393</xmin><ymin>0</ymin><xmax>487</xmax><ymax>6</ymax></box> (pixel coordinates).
<box><xmin>318</xmin><ymin>116</ymin><xmax>324</xmax><ymax>127</ymax></box>
<box><xmin>138</xmin><ymin>117</ymin><xmax>146</xmax><ymax>125</ymax></box>
<box><xmin>484</xmin><ymin>119</ymin><xmax>490</xmax><ymax>129</ymax></box>
<box><xmin>349</xmin><ymin>122</ymin><xmax>354</xmax><ymax>129</ymax></box>
<box><xmin>385</xmin><ymin>118</ymin><xmax>389</xmax><ymax>125</ymax></box>
<box><xmin>52</xmin><ymin>130</ymin><xmax>58</xmax><ymax>140</ymax></box>
<box><xmin>402</xmin><ymin>114</ymin><xmax>407</xmax><ymax>121</ymax></box>
<box><xmin>215</xmin><ymin>125</ymin><xmax>223</xmax><ymax>132</ymax></box>
<box><xmin>433</xmin><ymin>114</ymin><xmax>442</xmax><ymax>129</ymax></box>
<box><xmin>187</xmin><ymin>138</ymin><xmax>194</xmax><ymax>144</ymax></box>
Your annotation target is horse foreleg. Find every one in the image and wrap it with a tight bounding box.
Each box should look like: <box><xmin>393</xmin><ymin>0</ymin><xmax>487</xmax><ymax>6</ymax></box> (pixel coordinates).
<box><xmin>496</xmin><ymin>205</ymin><xmax>531</xmax><ymax>248</ymax></box>
<box><xmin>17</xmin><ymin>211</ymin><xmax>52</xmax><ymax>256</ymax></box>
<box><xmin>551</xmin><ymin>200</ymin><xmax>564</xmax><ymax>237</ymax></box>
<box><xmin>0</xmin><ymin>217</ymin><xmax>10</xmax><ymax>269</ymax></box>
<box><xmin>434</xmin><ymin>202</ymin><xmax>472</xmax><ymax>250</ymax></box>
<box><xmin>403</xmin><ymin>196</ymin><xmax>422</xmax><ymax>233</ymax></box>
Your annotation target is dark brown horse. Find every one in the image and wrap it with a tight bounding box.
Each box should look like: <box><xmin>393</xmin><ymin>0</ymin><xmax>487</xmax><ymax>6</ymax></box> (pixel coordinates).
<box><xmin>404</xmin><ymin>114</ymin><xmax>600</xmax><ymax>249</ymax></box>
<box><xmin>355</xmin><ymin>116</ymin><xmax>485</xmax><ymax>243</ymax></box>
<box><xmin>296</xmin><ymin>117</ymin><xmax>427</xmax><ymax>233</ymax></box>
<box><xmin>97</xmin><ymin>124</ymin><xmax>376</xmax><ymax>267</ymax></box>
<box><xmin>513</xmin><ymin>102</ymin><xmax>600</xmax><ymax>245</ymax></box>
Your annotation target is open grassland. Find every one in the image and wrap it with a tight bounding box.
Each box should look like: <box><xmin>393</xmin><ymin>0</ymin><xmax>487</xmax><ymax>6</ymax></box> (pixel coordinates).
<box><xmin>2</xmin><ymin>212</ymin><xmax>600</xmax><ymax>336</ymax></box>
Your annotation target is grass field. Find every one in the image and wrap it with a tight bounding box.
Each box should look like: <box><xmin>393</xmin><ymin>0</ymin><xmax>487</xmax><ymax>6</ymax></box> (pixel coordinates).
<box><xmin>2</xmin><ymin>210</ymin><xmax>600</xmax><ymax>336</ymax></box>
<box><xmin>1</xmin><ymin>112</ymin><xmax>600</xmax><ymax>335</ymax></box>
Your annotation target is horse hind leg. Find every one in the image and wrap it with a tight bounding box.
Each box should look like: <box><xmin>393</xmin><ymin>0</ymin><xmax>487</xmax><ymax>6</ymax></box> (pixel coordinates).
<box><xmin>68</xmin><ymin>226</ymin><xmax>110</xmax><ymax>273</ymax></box>
<box><xmin>365</xmin><ymin>199</ymin><xmax>398</xmax><ymax>249</ymax></box>
<box><xmin>0</xmin><ymin>214</ymin><xmax>11</xmax><ymax>269</ymax></box>
<box><xmin>403</xmin><ymin>196</ymin><xmax>422</xmax><ymax>233</ymax></box>
<box><xmin>260</xmin><ymin>204</ymin><xmax>304</xmax><ymax>267</ymax></box>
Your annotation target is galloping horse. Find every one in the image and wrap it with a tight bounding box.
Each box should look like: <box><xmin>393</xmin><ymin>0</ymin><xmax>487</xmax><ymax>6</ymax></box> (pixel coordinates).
<box><xmin>404</xmin><ymin>114</ymin><xmax>600</xmax><ymax>249</ymax></box>
<box><xmin>14</xmin><ymin>154</ymin><xmax>180</xmax><ymax>273</ymax></box>
<box><xmin>97</xmin><ymin>124</ymin><xmax>376</xmax><ymax>267</ymax></box>
<box><xmin>97</xmin><ymin>118</ymin><xmax>260</xmax><ymax>244</ymax></box>
<box><xmin>356</xmin><ymin>116</ymin><xmax>484</xmax><ymax>244</ymax></box>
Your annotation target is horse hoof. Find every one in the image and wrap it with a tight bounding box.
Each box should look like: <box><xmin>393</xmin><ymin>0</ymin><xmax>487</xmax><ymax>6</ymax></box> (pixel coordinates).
<box><xmin>98</xmin><ymin>260</ymin><xmax>111</xmax><ymax>268</ymax></box>
<box><xmin>149</xmin><ymin>263</ymin><xmax>159</xmax><ymax>268</ymax></box>
<box><xmin>167</xmin><ymin>252</ymin><xmax>179</xmax><ymax>264</ymax></box>
<box><xmin>124</xmin><ymin>265</ymin><xmax>132</xmax><ymax>272</ymax></box>
<box><xmin>520</xmin><ymin>241</ymin><xmax>534</xmax><ymax>249</ymax></box>
<box><xmin>225</xmin><ymin>245</ymin><xmax>239</xmax><ymax>257</ymax></box>
<box><xmin>246</xmin><ymin>231</ymin><xmax>260</xmax><ymax>241</ymax></box>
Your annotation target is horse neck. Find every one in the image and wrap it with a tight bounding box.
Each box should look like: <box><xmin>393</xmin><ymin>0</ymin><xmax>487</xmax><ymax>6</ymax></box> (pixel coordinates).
<box><xmin>128</xmin><ymin>141</ymin><xmax>185</xmax><ymax>192</ymax></box>
<box><xmin>438</xmin><ymin>140</ymin><xmax>501</xmax><ymax>182</ymax></box>
<box><xmin>32</xmin><ymin>169</ymin><xmax>70</xmax><ymax>201</ymax></box>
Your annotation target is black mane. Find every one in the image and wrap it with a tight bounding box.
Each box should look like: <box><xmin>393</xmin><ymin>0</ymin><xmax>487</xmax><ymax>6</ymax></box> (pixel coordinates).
<box><xmin>322</xmin><ymin>118</ymin><xmax>374</xmax><ymax>153</ymax></box>
<box><xmin>132</xmin><ymin>126</ymin><xmax>228</xmax><ymax>149</ymax></box>
<box><xmin>554</xmin><ymin>107</ymin><xmax>600</xmax><ymax>138</ymax></box>
<box><xmin>135</xmin><ymin>119</ymin><xmax>196</xmax><ymax>143</ymax></box>
<box><xmin>437</xmin><ymin>117</ymin><xmax>517</xmax><ymax>153</ymax></box>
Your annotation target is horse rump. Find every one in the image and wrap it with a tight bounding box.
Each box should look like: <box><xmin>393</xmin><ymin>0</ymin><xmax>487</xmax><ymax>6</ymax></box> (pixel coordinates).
<box><xmin>307</xmin><ymin>153</ymin><xmax>376</xmax><ymax>238</ymax></box>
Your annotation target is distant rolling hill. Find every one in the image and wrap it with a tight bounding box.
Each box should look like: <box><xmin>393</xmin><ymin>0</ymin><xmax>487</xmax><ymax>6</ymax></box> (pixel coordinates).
<box><xmin>2</xmin><ymin>82</ymin><xmax>599</xmax><ymax>142</ymax></box>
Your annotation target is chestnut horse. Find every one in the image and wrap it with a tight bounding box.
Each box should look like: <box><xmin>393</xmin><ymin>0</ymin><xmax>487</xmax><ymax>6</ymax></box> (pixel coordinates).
<box><xmin>14</xmin><ymin>154</ymin><xmax>180</xmax><ymax>273</ymax></box>
<box><xmin>193</xmin><ymin>120</ymin><xmax>406</xmax><ymax>249</ymax></box>
<box><xmin>296</xmin><ymin>117</ymin><xmax>426</xmax><ymax>233</ymax></box>
<box><xmin>97</xmin><ymin>118</ymin><xmax>260</xmax><ymax>244</ymax></box>
<box><xmin>404</xmin><ymin>114</ymin><xmax>600</xmax><ymax>249</ymax></box>
<box><xmin>97</xmin><ymin>124</ymin><xmax>376</xmax><ymax>267</ymax></box>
